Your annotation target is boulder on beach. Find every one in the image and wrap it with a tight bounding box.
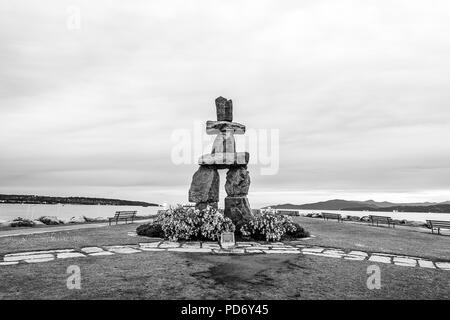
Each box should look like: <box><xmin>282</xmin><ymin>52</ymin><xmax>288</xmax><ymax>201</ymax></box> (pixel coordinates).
<box><xmin>83</xmin><ymin>216</ymin><xmax>104</xmax><ymax>222</ymax></box>
<box><xmin>305</xmin><ymin>213</ymin><xmax>322</xmax><ymax>218</ymax></box>
<box><xmin>411</xmin><ymin>221</ymin><xmax>428</xmax><ymax>228</ymax></box>
<box><xmin>398</xmin><ymin>220</ymin><xmax>428</xmax><ymax>228</ymax></box>
<box><xmin>67</xmin><ymin>216</ymin><xmax>86</xmax><ymax>224</ymax></box>
<box><xmin>344</xmin><ymin>215</ymin><xmax>360</xmax><ymax>221</ymax></box>
<box><xmin>38</xmin><ymin>216</ymin><xmax>64</xmax><ymax>225</ymax></box>
<box><xmin>10</xmin><ymin>218</ymin><xmax>35</xmax><ymax>227</ymax></box>
<box><xmin>32</xmin><ymin>220</ymin><xmax>45</xmax><ymax>226</ymax></box>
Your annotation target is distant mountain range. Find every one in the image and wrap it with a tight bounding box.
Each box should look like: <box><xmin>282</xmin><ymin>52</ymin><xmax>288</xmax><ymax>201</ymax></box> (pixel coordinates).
<box><xmin>0</xmin><ymin>194</ymin><xmax>159</xmax><ymax>207</ymax></box>
<box><xmin>264</xmin><ymin>199</ymin><xmax>450</xmax><ymax>213</ymax></box>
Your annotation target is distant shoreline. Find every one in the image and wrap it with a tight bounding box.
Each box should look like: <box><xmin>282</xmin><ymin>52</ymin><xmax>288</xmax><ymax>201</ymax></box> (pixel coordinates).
<box><xmin>264</xmin><ymin>199</ymin><xmax>450</xmax><ymax>213</ymax></box>
<box><xmin>0</xmin><ymin>194</ymin><xmax>160</xmax><ymax>207</ymax></box>
<box><xmin>0</xmin><ymin>202</ymin><xmax>160</xmax><ymax>207</ymax></box>
<box><xmin>265</xmin><ymin>208</ymin><xmax>450</xmax><ymax>223</ymax></box>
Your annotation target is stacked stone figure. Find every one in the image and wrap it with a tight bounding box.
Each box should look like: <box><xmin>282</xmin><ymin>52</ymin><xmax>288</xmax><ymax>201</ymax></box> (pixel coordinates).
<box><xmin>188</xmin><ymin>96</ymin><xmax>253</xmax><ymax>229</ymax></box>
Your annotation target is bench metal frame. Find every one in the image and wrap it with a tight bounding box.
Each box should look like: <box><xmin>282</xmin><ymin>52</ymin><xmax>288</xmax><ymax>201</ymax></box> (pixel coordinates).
<box><xmin>322</xmin><ymin>212</ymin><xmax>343</xmax><ymax>222</ymax></box>
<box><xmin>369</xmin><ymin>215</ymin><xmax>395</xmax><ymax>228</ymax></box>
<box><xmin>108</xmin><ymin>211</ymin><xmax>137</xmax><ymax>226</ymax></box>
<box><xmin>427</xmin><ymin>220</ymin><xmax>450</xmax><ymax>235</ymax></box>
<box><xmin>277</xmin><ymin>210</ymin><xmax>300</xmax><ymax>216</ymax></box>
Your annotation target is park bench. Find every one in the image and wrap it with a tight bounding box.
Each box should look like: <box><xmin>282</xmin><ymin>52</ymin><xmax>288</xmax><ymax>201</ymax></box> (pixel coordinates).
<box><xmin>369</xmin><ymin>215</ymin><xmax>395</xmax><ymax>228</ymax></box>
<box><xmin>277</xmin><ymin>210</ymin><xmax>300</xmax><ymax>216</ymax></box>
<box><xmin>426</xmin><ymin>220</ymin><xmax>450</xmax><ymax>235</ymax></box>
<box><xmin>322</xmin><ymin>212</ymin><xmax>343</xmax><ymax>222</ymax></box>
<box><xmin>108</xmin><ymin>211</ymin><xmax>137</xmax><ymax>226</ymax></box>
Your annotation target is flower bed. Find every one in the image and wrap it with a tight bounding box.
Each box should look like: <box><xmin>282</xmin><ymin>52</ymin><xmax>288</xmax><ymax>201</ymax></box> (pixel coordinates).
<box><xmin>137</xmin><ymin>206</ymin><xmax>309</xmax><ymax>242</ymax></box>
<box><xmin>240</xmin><ymin>210</ymin><xmax>309</xmax><ymax>241</ymax></box>
<box><xmin>137</xmin><ymin>205</ymin><xmax>234</xmax><ymax>241</ymax></box>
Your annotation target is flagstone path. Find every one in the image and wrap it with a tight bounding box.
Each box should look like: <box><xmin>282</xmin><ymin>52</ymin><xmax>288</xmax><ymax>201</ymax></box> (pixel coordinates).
<box><xmin>1</xmin><ymin>240</ymin><xmax>449</xmax><ymax>271</ymax></box>
<box><xmin>0</xmin><ymin>219</ymin><xmax>154</xmax><ymax>238</ymax></box>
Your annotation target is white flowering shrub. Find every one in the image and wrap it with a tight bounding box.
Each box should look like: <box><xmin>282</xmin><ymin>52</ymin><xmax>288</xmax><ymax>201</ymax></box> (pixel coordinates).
<box><xmin>240</xmin><ymin>210</ymin><xmax>309</xmax><ymax>241</ymax></box>
<box><xmin>154</xmin><ymin>205</ymin><xmax>235</xmax><ymax>241</ymax></box>
<box><xmin>199</xmin><ymin>208</ymin><xmax>235</xmax><ymax>241</ymax></box>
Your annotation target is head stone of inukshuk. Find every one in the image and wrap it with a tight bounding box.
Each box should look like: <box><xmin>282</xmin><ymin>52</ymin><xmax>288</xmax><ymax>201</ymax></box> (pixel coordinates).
<box><xmin>188</xmin><ymin>96</ymin><xmax>253</xmax><ymax>229</ymax></box>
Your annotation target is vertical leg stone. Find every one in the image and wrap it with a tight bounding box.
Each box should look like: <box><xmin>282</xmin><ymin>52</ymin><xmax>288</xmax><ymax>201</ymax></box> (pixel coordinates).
<box><xmin>225</xmin><ymin>167</ymin><xmax>250</xmax><ymax>196</ymax></box>
<box><xmin>189</xmin><ymin>166</ymin><xmax>219</xmax><ymax>207</ymax></box>
<box><xmin>224</xmin><ymin>196</ymin><xmax>253</xmax><ymax>229</ymax></box>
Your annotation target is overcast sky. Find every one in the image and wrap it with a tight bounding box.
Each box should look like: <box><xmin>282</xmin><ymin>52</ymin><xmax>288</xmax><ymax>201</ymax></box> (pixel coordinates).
<box><xmin>1</xmin><ymin>0</ymin><xmax>450</xmax><ymax>207</ymax></box>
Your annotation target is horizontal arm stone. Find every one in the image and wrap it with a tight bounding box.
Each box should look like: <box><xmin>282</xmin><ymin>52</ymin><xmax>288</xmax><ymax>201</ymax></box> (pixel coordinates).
<box><xmin>206</xmin><ymin>120</ymin><xmax>246</xmax><ymax>135</ymax></box>
<box><xmin>198</xmin><ymin>152</ymin><xmax>249</xmax><ymax>168</ymax></box>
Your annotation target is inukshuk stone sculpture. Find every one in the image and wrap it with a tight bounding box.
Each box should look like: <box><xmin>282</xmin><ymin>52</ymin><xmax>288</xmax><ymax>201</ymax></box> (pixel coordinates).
<box><xmin>188</xmin><ymin>96</ymin><xmax>253</xmax><ymax>229</ymax></box>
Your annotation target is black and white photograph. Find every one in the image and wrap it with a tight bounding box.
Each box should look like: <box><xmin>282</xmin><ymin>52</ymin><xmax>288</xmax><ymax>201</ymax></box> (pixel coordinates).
<box><xmin>0</xmin><ymin>0</ymin><xmax>449</xmax><ymax>308</ymax></box>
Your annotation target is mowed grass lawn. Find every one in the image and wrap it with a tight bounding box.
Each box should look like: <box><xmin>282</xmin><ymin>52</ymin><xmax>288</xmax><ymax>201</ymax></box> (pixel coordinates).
<box><xmin>0</xmin><ymin>217</ymin><xmax>449</xmax><ymax>299</ymax></box>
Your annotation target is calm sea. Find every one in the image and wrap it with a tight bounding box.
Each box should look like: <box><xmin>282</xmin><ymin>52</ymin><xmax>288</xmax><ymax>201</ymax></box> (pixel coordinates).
<box><xmin>0</xmin><ymin>204</ymin><xmax>161</xmax><ymax>221</ymax></box>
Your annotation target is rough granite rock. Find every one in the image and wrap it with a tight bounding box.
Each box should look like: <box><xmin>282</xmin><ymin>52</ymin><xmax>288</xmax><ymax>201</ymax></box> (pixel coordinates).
<box><xmin>206</xmin><ymin>120</ymin><xmax>245</xmax><ymax>135</ymax></box>
<box><xmin>188</xmin><ymin>166</ymin><xmax>220</xmax><ymax>204</ymax></box>
<box><xmin>38</xmin><ymin>216</ymin><xmax>64</xmax><ymax>225</ymax></box>
<box><xmin>225</xmin><ymin>167</ymin><xmax>250</xmax><ymax>196</ymax></box>
<box><xmin>224</xmin><ymin>196</ymin><xmax>253</xmax><ymax>229</ymax></box>
<box><xmin>198</xmin><ymin>152</ymin><xmax>249</xmax><ymax>167</ymax></box>
<box><xmin>67</xmin><ymin>216</ymin><xmax>87</xmax><ymax>224</ymax></box>
<box><xmin>215</xmin><ymin>96</ymin><xmax>233</xmax><ymax>122</ymax></box>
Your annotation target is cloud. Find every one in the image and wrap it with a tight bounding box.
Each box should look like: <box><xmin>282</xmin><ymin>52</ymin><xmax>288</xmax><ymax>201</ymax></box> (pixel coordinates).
<box><xmin>1</xmin><ymin>0</ymin><xmax>450</xmax><ymax>207</ymax></box>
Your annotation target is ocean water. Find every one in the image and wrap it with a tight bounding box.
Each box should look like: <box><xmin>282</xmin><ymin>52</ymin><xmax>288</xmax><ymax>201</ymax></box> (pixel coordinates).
<box><xmin>0</xmin><ymin>204</ymin><xmax>162</xmax><ymax>221</ymax></box>
<box><xmin>1</xmin><ymin>204</ymin><xmax>449</xmax><ymax>223</ymax></box>
<box><xmin>274</xmin><ymin>209</ymin><xmax>450</xmax><ymax>223</ymax></box>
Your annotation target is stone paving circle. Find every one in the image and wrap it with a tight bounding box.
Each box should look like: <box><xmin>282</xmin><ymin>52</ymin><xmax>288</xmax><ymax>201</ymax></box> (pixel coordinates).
<box><xmin>1</xmin><ymin>240</ymin><xmax>449</xmax><ymax>271</ymax></box>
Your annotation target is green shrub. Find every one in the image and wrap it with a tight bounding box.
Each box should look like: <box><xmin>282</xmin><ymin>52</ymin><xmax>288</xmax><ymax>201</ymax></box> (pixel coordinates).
<box><xmin>136</xmin><ymin>223</ymin><xmax>164</xmax><ymax>238</ymax></box>
<box><xmin>154</xmin><ymin>205</ymin><xmax>235</xmax><ymax>241</ymax></box>
<box><xmin>10</xmin><ymin>217</ymin><xmax>35</xmax><ymax>227</ymax></box>
<box><xmin>240</xmin><ymin>210</ymin><xmax>309</xmax><ymax>241</ymax></box>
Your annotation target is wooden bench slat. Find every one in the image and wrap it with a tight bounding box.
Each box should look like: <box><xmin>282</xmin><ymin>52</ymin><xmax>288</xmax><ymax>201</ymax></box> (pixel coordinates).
<box><xmin>108</xmin><ymin>211</ymin><xmax>137</xmax><ymax>226</ymax></box>
<box><xmin>426</xmin><ymin>220</ymin><xmax>450</xmax><ymax>235</ymax></box>
<box><xmin>322</xmin><ymin>212</ymin><xmax>343</xmax><ymax>222</ymax></box>
<box><xmin>369</xmin><ymin>215</ymin><xmax>395</xmax><ymax>228</ymax></box>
